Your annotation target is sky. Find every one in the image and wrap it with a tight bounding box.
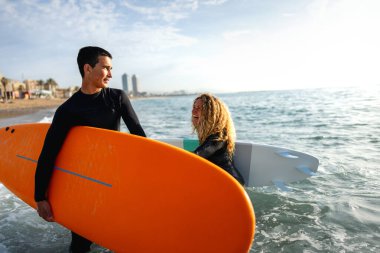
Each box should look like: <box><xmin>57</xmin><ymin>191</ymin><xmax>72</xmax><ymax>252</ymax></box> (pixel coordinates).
<box><xmin>0</xmin><ymin>0</ymin><xmax>379</xmax><ymax>93</ymax></box>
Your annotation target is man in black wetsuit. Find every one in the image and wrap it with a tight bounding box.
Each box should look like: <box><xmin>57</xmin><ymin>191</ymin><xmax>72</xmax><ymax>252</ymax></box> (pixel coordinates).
<box><xmin>34</xmin><ymin>46</ymin><xmax>146</xmax><ymax>253</ymax></box>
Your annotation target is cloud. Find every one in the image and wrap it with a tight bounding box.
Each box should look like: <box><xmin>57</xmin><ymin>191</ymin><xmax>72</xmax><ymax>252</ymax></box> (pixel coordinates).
<box><xmin>122</xmin><ymin>0</ymin><xmax>198</xmax><ymax>23</ymax></box>
<box><xmin>222</xmin><ymin>30</ymin><xmax>253</xmax><ymax>41</ymax></box>
<box><xmin>121</xmin><ymin>0</ymin><xmax>229</xmax><ymax>23</ymax></box>
<box><xmin>282</xmin><ymin>12</ymin><xmax>296</xmax><ymax>17</ymax></box>
<box><xmin>1</xmin><ymin>0</ymin><xmax>379</xmax><ymax>92</ymax></box>
<box><xmin>202</xmin><ymin>0</ymin><xmax>228</xmax><ymax>5</ymax></box>
<box><xmin>0</xmin><ymin>0</ymin><xmax>198</xmax><ymax>54</ymax></box>
<box><xmin>0</xmin><ymin>0</ymin><xmax>206</xmax><ymax>88</ymax></box>
<box><xmin>113</xmin><ymin>23</ymin><xmax>198</xmax><ymax>56</ymax></box>
<box><xmin>0</xmin><ymin>0</ymin><xmax>120</xmax><ymax>48</ymax></box>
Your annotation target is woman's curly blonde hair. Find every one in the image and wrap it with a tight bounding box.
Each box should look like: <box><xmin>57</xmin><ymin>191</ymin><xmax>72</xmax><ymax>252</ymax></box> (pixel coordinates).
<box><xmin>192</xmin><ymin>93</ymin><xmax>236</xmax><ymax>156</ymax></box>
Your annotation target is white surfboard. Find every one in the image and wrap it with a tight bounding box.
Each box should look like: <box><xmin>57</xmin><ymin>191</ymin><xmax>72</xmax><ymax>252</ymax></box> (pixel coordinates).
<box><xmin>156</xmin><ymin>139</ymin><xmax>319</xmax><ymax>188</ymax></box>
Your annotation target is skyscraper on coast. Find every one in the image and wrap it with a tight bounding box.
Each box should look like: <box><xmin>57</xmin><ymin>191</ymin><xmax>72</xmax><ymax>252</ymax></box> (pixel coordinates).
<box><xmin>122</xmin><ymin>73</ymin><xmax>128</xmax><ymax>93</ymax></box>
<box><xmin>132</xmin><ymin>74</ymin><xmax>139</xmax><ymax>97</ymax></box>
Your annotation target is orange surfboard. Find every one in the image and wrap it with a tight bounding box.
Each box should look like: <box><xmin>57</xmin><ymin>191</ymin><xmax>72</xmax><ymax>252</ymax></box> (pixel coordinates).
<box><xmin>0</xmin><ymin>123</ymin><xmax>255</xmax><ymax>252</ymax></box>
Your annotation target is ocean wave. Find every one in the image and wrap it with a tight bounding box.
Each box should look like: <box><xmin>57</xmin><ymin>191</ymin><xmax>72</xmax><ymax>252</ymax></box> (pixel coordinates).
<box><xmin>38</xmin><ymin>116</ymin><xmax>53</xmax><ymax>123</ymax></box>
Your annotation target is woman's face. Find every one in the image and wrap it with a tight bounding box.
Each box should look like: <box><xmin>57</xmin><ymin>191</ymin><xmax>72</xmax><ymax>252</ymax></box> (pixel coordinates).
<box><xmin>192</xmin><ymin>99</ymin><xmax>203</xmax><ymax>127</ymax></box>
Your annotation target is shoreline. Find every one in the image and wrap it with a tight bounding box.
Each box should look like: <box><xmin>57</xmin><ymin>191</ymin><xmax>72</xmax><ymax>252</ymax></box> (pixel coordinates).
<box><xmin>0</xmin><ymin>98</ymin><xmax>66</xmax><ymax>119</ymax></box>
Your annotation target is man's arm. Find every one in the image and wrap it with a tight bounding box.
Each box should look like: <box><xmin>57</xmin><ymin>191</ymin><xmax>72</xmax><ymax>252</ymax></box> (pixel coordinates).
<box><xmin>119</xmin><ymin>91</ymin><xmax>146</xmax><ymax>137</ymax></box>
<box><xmin>34</xmin><ymin>106</ymin><xmax>71</xmax><ymax>220</ymax></box>
<box><xmin>34</xmin><ymin>124</ymin><xmax>70</xmax><ymax>200</ymax></box>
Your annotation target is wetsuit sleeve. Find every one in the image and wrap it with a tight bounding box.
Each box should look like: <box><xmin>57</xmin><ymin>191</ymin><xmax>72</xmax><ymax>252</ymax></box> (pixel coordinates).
<box><xmin>119</xmin><ymin>91</ymin><xmax>146</xmax><ymax>137</ymax></box>
<box><xmin>194</xmin><ymin>138</ymin><xmax>224</xmax><ymax>159</ymax></box>
<box><xmin>34</xmin><ymin>106</ymin><xmax>71</xmax><ymax>202</ymax></box>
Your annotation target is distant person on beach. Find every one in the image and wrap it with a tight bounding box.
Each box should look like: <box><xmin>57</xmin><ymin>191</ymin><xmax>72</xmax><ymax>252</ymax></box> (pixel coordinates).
<box><xmin>34</xmin><ymin>46</ymin><xmax>146</xmax><ymax>253</ymax></box>
<box><xmin>191</xmin><ymin>93</ymin><xmax>244</xmax><ymax>185</ymax></box>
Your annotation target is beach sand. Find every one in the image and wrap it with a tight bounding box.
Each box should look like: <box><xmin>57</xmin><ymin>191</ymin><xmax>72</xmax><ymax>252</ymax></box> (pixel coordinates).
<box><xmin>0</xmin><ymin>98</ymin><xmax>66</xmax><ymax>119</ymax></box>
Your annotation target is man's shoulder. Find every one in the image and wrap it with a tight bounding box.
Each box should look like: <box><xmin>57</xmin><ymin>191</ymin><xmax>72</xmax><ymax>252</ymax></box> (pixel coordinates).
<box><xmin>56</xmin><ymin>92</ymin><xmax>79</xmax><ymax>112</ymax></box>
<box><xmin>104</xmin><ymin>87</ymin><xmax>128</xmax><ymax>100</ymax></box>
<box><xmin>105</xmin><ymin>87</ymin><xmax>123</xmax><ymax>94</ymax></box>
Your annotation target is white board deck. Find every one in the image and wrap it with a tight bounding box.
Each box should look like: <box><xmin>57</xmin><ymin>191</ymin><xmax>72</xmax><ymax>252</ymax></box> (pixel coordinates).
<box><xmin>155</xmin><ymin>139</ymin><xmax>319</xmax><ymax>188</ymax></box>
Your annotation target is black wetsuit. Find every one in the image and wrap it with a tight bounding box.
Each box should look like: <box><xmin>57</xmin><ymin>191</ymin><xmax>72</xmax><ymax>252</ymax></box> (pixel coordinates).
<box><xmin>194</xmin><ymin>133</ymin><xmax>245</xmax><ymax>185</ymax></box>
<box><xmin>34</xmin><ymin>87</ymin><xmax>146</xmax><ymax>252</ymax></box>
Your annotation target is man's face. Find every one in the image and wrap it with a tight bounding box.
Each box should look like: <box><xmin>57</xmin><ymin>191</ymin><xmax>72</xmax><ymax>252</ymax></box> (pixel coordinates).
<box><xmin>87</xmin><ymin>56</ymin><xmax>112</xmax><ymax>89</ymax></box>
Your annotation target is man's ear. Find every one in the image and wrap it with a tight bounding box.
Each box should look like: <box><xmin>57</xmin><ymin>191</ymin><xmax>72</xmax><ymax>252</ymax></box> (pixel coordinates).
<box><xmin>83</xmin><ymin>63</ymin><xmax>92</xmax><ymax>75</ymax></box>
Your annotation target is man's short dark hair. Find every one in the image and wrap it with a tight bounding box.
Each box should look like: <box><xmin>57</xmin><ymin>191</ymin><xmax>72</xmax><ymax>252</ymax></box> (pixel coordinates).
<box><xmin>77</xmin><ymin>46</ymin><xmax>112</xmax><ymax>78</ymax></box>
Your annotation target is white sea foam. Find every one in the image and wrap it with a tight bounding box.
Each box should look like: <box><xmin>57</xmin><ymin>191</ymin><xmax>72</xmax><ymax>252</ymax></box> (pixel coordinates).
<box><xmin>38</xmin><ymin>116</ymin><xmax>53</xmax><ymax>123</ymax></box>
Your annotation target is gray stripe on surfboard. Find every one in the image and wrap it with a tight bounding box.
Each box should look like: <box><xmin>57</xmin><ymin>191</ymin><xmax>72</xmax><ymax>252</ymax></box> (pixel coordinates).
<box><xmin>16</xmin><ymin>154</ymin><xmax>112</xmax><ymax>188</ymax></box>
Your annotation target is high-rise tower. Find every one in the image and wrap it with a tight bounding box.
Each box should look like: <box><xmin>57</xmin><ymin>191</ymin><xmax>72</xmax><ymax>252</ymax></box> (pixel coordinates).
<box><xmin>132</xmin><ymin>74</ymin><xmax>139</xmax><ymax>97</ymax></box>
<box><xmin>122</xmin><ymin>73</ymin><xmax>128</xmax><ymax>93</ymax></box>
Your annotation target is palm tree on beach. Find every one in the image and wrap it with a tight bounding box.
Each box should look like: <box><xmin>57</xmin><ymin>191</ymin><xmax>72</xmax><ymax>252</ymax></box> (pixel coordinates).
<box><xmin>45</xmin><ymin>78</ymin><xmax>58</xmax><ymax>90</ymax></box>
<box><xmin>1</xmin><ymin>77</ymin><xmax>8</xmax><ymax>103</ymax></box>
<box><xmin>45</xmin><ymin>78</ymin><xmax>58</xmax><ymax>97</ymax></box>
<box><xmin>37</xmin><ymin>80</ymin><xmax>44</xmax><ymax>91</ymax></box>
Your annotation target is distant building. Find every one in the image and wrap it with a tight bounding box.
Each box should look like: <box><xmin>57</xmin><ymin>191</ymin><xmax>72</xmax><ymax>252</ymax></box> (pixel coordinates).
<box><xmin>12</xmin><ymin>81</ymin><xmax>27</xmax><ymax>99</ymax></box>
<box><xmin>1</xmin><ymin>78</ymin><xmax>17</xmax><ymax>100</ymax></box>
<box><xmin>0</xmin><ymin>74</ymin><xmax>81</xmax><ymax>100</ymax></box>
<box><xmin>55</xmin><ymin>87</ymin><xmax>78</xmax><ymax>98</ymax></box>
<box><xmin>122</xmin><ymin>73</ymin><xmax>129</xmax><ymax>93</ymax></box>
<box><xmin>24</xmin><ymin>79</ymin><xmax>38</xmax><ymax>92</ymax></box>
<box><xmin>132</xmin><ymin>74</ymin><xmax>139</xmax><ymax>97</ymax></box>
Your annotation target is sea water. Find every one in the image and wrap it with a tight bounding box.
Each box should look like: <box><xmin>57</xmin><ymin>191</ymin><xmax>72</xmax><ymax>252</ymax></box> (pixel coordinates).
<box><xmin>0</xmin><ymin>86</ymin><xmax>379</xmax><ymax>253</ymax></box>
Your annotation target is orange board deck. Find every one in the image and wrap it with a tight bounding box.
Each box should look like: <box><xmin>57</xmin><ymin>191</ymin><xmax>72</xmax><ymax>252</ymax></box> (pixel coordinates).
<box><xmin>0</xmin><ymin>123</ymin><xmax>255</xmax><ymax>252</ymax></box>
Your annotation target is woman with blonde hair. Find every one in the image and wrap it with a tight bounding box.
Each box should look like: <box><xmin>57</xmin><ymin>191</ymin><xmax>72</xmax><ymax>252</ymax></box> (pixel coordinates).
<box><xmin>191</xmin><ymin>93</ymin><xmax>244</xmax><ymax>185</ymax></box>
